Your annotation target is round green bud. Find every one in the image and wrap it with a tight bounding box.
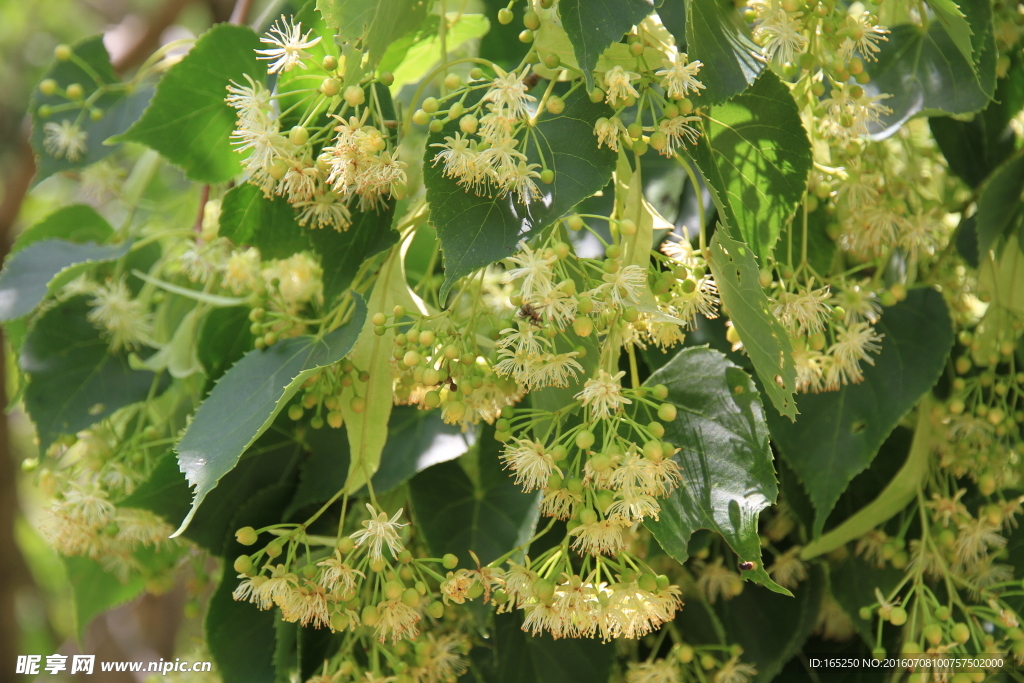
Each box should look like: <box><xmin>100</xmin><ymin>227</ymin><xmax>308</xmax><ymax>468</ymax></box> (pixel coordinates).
<box><xmin>233</xmin><ymin>555</ymin><xmax>253</xmax><ymax>574</ymax></box>
<box><xmin>648</xmin><ymin>421</ymin><xmax>665</xmax><ymax>438</ymax></box>
<box><xmin>403</xmin><ymin>350</ymin><xmax>421</xmax><ymax>367</ymax></box>
<box><xmin>589</xmin><ymin>87</ymin><xmax>605</xmax><ymax>103</ymax></box>
<box><xmin>320</xmin><ymin>77</ymin><xmax>341</xmax><ymax>96</ymax></box>
<box><xmin>676</xmin><ymin>644</ymin><xmax>694</xmax><ymax>663</ymax></box>
<box><xmin>344</xmin><ymin>86</ymin><xmax>365</xmax><ymax>107</ymax></box>
<box><xmin>372</xmin><ymin>312</ymin><xmax>387</xmax><ymax>326</ymax></box>
<box><xmin>349</xmin><ymin>395</ymin><xmax>366</xmax><ymax>413</ymax></box>
<box><xmin>39</xmin><ymin>79</ymin><xmax>58</xmax><ymax>96</ymax></box>
<box><xmin>643</xmin><ymin>440</ymin><xmax>664</xmax><ymax>461</ymax></box>
<box><xmin>379</xmin><ymin>71</ymin><xmax>395</xmax><ymax>86</ymax></box>
<box><xmin>459</xmin><ymin>114</ymin><xmax>478</xmax><ymax>134</ymax></box>
<box><xmin>444</xmin><ymin>73</ymin><xmax>462</xmax><ymax>90</ymax></box>
<box><xmin>361</xmin><ymin>604</ymin><xmax>380</xmax><ymax>626</ymax></box>
<box><xmin>519</xmin><ymin>29</ymin><xmax>534</xmax><ymax>43</ymax></box>
<box><xmin>638</xmin><ymin>573</ymin><xmax>658</xmax><ymax>592</ymax></box>
<box><xmin>951</xmin><ymin>622</ymin><xmax>970</xmax><ymax>644</ymax></box>
<box><xmin>66</xmin><ymin>83</ymin><xmax>84</xmax><ymax>100</ymax></box>
<box><xmin>540</xmin><ymin>168</ymin><xmax>555</xmax><ymax>184</ymax></box>
<box><xmin>384</xmin><ymin>580</ymin><xmax>404</xmax><ymax>600</ymax></box>
<box><xmin>428</xmin><ymin>601</ymin><xmax>445</xmax><ymax>618</ymax></box>
<box><xmin>550</xmin><ymin>445</ymin><xmax>567</xmax><ymax>461</ymax></box>
<box><xmin>288</xmin><ymin>404</ymin><xmax>304</xmax><ymax>421</ymax></box>
<box><xmin>402</xmin><ymin>587</ymin><xmax>420</xmax><ymax>607</ymax></box>
<box><xmin>37</xmin><ymin>104</ymin><xmax>52</xmax><ymax>118</ymax></box>
<box><xmin>888</xmin><ymin>606</ymin><xmax>907</xmax><ymax>626</ymax></box>
<box><xmin>858</xmin><ymin>606</ymin><xmax>872</xmax><ymax>620</ymax></box>
<box><xmin>658</xmin><ymin>403</ymin><xmax>677</xmax><ymax>422</ymax></box>
<box><xmin>289</xmin><ymin>125</ymin><xmax>309</xmax><ymax>146</ymax></box>
<box><xmin>429</xmin><ymin>119</ymin><xmax>444</xmax><ymax>133</ymax></box>
<box><xmin>533</xmin><ymin>578</ymin><xmax>555</xmax><ymax>600</ymax></box>
<box><xmin>497</xmin><ymin>8</ymin><xmax>514</xmax><ymax>24</ymax></box>
<box><xmin>546</xmin><ymin>95</ymin><xmax>565</xmax><ymax>115</ymax></box>
<box><xmin>523</xmin><ymin>10</ymin><xmax>540</xmax><ymax>30</ymax></box>
<box><xmin>235</xmin><ymin>526</ymin><xmax>258</xmax><ymax>546</ymax></box>
<box><xmin>443</xmin><ymin>553</ymin><xmax>459</xmax><ymax>569</ymax></box>
<box><xmin>575</xmin><ymin>430</ymin><xmax>595</xmax><ymax>450</ymax></box>
<box><xmin>265</xmin><ymin>540</ymin><xmax>283</xmax><ymax>558</ymax></box>
<box><xmin>922</xmin><ymin>623</ymin><xmax>943</xmax><ymax>646</ymax></box>
<box><xmin>423</xmin><ymin>390</ymin><xmax>441</xmax><ymax>408</ymax></box>
<box><xmin>573</xmin><ymin>316</ymin><xmax>594</xmax><ymax>337</ymax></box>
<box><xmin>448</xmin><ymin>101</ymin><xmax>464</xmax><ymax>119</ymax></box>
<box><xmin>422</xmin><ymin>96</ymin><xmax>440</xmax><ymax>114</ymax></box>
<box><xmin>321</xmin><ymin>55</ymin><xmax>338</xmax><ymax>71</ymax></box>
<box><xmin>54</xmin><ymin>44</ymin><xmax>72</xmax><ymax>61</ymax></box>
<box><xmin>330</xmin><ymin>610</ymin><xmax>349</xmax><ymax>631</ymax></box>
<box><xmin>934</xmin><ymin>605</ymin><xmax>952</xmax><ymax>621</ymax></box>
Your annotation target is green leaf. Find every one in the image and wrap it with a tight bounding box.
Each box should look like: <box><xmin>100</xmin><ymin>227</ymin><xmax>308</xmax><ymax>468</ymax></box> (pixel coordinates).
<box><xmin>778</xmin><ymin>207</ymin><xmax>836</xmax><ymax>277</ymax></box>
<box><xmin>708</xmin><ymin>223</ymin><xmax>798</xmax><ymax>420</ymax></box>
<box><xmin>284</xmin><ymin>406</ymin><xmax>470</xmax><ymax>516</ymax></box>
<box><xmin>408</xmin><ymin>426</ymin><xmax>540</xmax><ymax>564</ymax></box>
<box><xmin>197</xmin><ymin>306</ymin><xmax>255</xmax><ymax>389</ymax></box>
<box><xmin>317</xmin><ymin>0</ymin><xmax>430</xmax><ymax>65</ymax></box>
<box><xmin>170</xmin><ymin>296</ymin><xmax>366</xmax><ymax>537</ymax></box>
<box><xmin>767</xmin><ymin>289</ymin><xmax>953</xmax><ymax>537</ymax></box>
<box><xmin>219</xmin><ymin>184</ymin><xmax>311</xmax><ymax>260</ymax></box>
<box><xmin>975</xmin><ymin>150</ymin><xmax>1024</xmax><ymax>255</ymax></box>
<box><xmin>926</xmin><ymin>0</ymin><xmax>975</xmax><ymax>67</ymax></box>
<box><xmin>492</xmin><ymin>612</ymin><xmax>614</xmax><ymax>683</ymax></box>
<box><xmin>0</xmin><ymin>239</ymin><xmax>130</xmax><ymax>322</ymax></box>
<box><xmin>119</xmin><ymin>24</ymin><xmax>261</xmax><ymax>183</ymax></box>
<box><xmin>380</xmin><ymin>14</ymin><xmax>492</xmax><ymax>92</ymax></box>
<box><xmin>12</xmin><ymin>204</ymin><xmax>113</xmax><ymax>253</ymax></box>
<box><xmin>686</xmin><ymin>0</ymin><xmax>764</xmax><ymax>104</ymax></box>
<box><xmin>424</xmin><ymin>89</ymin><xmax>616</xmax><ymax>301</ymax></box>
<box><xmin>63</xmin><ymin>556</ymin><xmax>146</xmax><ymax>643</ymax></box>
<box><xmin>121</xmin><ymin>433</ymin><xmax>304</xmax><ymax>554</ymax></box>
<box><xmin>692</xmin><ymin>70</ymin><xmax>812</xmax><ymax>259</ymax></box>
<box><xmin>340</xmin><ymin>242</ymin><xmax>428</xmax><ymax>493</ymax></box>
<box><xmin>800</xmin><ymin>410</ymin><xmax>932</xmax><ymax>560</ymax></box>
<box><xmin>20</xmin><ymin>297</ymin><xmax>161</xmax><ymax>452</ymax></box>
<box><xmin>866</xmin><ymin>10</ymin><xmax>996</xmax><ymax>130</ymax></box>
<box><xmin>558</xmin><ymin>0</ymin><xmax>655</xmax><ymax>90</ymax></box>
<box><xmin>714</xmin><ymin>566</ymin><xmax>825</xmax><ymax>682</ymax></box>
<box><xmin>207</xmin><ymin>484</ymin><xmax>295</xmax><ymax>683</ymax></box>
<box><xmin>30</xmin><ymin>36</ymin><xmax>152</xmax><ymax>183</ymax></box>
<box><xmin>308</xmin><ymin>202</ymin><xmax>399</xmax><ymax>305</ymax></box>
<box><xmin>929</xmin><ymin>57</ymin><xmax>1024</xmax><ymax>188</ymax></box>
<box><xmin>643</xmin><ymin>347</ymin><xmax>788</xmax><ymax>595</ymax></box>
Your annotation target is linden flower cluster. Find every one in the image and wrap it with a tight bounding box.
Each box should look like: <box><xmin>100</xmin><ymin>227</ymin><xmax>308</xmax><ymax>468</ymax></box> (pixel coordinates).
<box><xmin>626</xmin><ymin>650</ymin><xmax>757</xmax><ymax>683</ymax></box>
<box><xmin>372</xmin><ymin>303</ymin><xmax>525</xmax><ymax>429</ymax></box>
<box><xmin>227</xmin><ymin>16</ymin><xmax>406</xmax><ymax>232</ymax></box>
<box><xmin>592</xmin><ymin>49</ymin><xmax>706</xmax><ymax>157</ymax></box>
<box><xmin>439</xmin><ymin>550</ymin><xmax>683</xmax><ymax>643</ymax></box>
<box><xmin>34</xmin><ymin>423</ymin><xmax>180</xmax><ymax>581</ymax></box>
<box><xmin>748</xmin><ymin>0</ymin><xmax>888</xmax><ymax>67</ymax></box>
<box><xmin>767</xmin><ymin>277</ymin><xmax>888</xmax><ymax>393</ymax></box>
<box><xmin>429</xmin><ymin>67</ymin><xmax>548</xmax><ymax>206</ymax></box>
